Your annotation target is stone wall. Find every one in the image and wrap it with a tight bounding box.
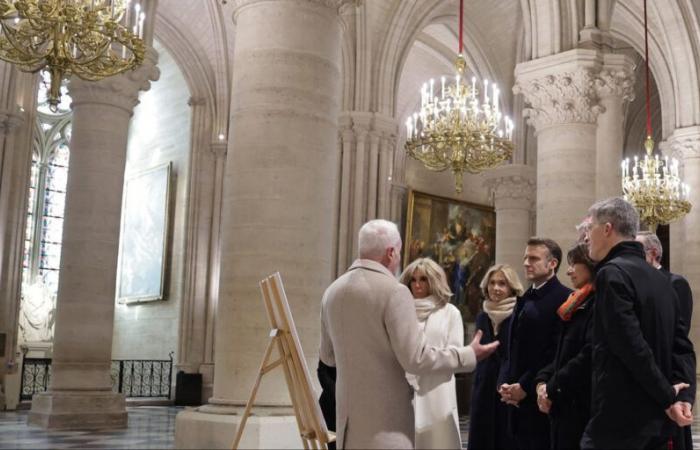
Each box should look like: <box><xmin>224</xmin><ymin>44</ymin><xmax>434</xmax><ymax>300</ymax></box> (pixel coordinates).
<box><xmin>111</xmin><ymin>41</ymin><xmax>191</xmax><ymax>361</ymax></box>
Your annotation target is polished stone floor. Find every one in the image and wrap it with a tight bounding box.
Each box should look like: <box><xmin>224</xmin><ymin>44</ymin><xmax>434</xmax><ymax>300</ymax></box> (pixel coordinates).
<box><xmin>0</xmin><ymin>406</ymin><xmax>699</xmax><ymax>449</ymax></box>
<box><xmin>0</xmin><ymin>406</ymin><xmax>177</xmax><ymax>449</ymax></box>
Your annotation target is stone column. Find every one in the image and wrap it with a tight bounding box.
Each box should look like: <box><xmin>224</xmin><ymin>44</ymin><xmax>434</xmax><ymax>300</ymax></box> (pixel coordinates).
<box><xmin>514</xmin><ymin>49</ymin><xmax>604</xmax><ymax>251</ymax></box>
<box><xmin>483</xmin><ymin>164</ymin><xmax>536</xmax><ymax>273</ymax></box>
<box><xmin>28</xmin><ymin>50</ymin><xmax>159</xmax><ymax>429</ymax></box>
<box><xmin>594</xmin><ymin>55</ymin><xmax>635</xmax><ymax>200</ymax></box>
<box><xmin>335</xmin><ymin>114</ymin><xmax>353</xmax><ymax>275</ymax></box>
<box><xmin>175</xmin><ymin>0</ymin><xmax>346</xmax><ymax>448</ymax></box>
<box><xmin>375</xmin><ymin>115</ymin><xmax>398</xmax><ymax>220</ymax></box>
<box><xmin>333</xmin><ymin>112</ymin><xmax>398</xmax><ymax>275</ymax></box>
<box><xmin>351</xmin><ymin>113</ymin><xmax>371</xmax><ymax>257</ymax></box>
<box><xmin>0</xmin><ymin>102</ymin><xmax>26</xmax><ymax>411</ymax></box>
<box><xmin>666</xmin><ymin>126</ymin><xmax>700</xmax><ymax>374</ymax></box>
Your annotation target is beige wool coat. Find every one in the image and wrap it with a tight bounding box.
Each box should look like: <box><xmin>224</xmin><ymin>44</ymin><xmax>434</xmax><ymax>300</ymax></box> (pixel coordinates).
<box><xmin>319</xmin><ymin>259</ymin><xmax>476</xmax><ymax>449</ymax></box>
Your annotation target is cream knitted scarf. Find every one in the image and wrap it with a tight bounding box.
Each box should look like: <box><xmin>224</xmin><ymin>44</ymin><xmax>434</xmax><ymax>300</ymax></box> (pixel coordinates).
<box><xmin>413</xmin><ymin>295</ymin><xmax>442</xmax><ymax>321</ymax></box>
<box><xmin>482</xmin><ymin>296</ymin><xmax>516</xmax><ymax>335</ymax></box>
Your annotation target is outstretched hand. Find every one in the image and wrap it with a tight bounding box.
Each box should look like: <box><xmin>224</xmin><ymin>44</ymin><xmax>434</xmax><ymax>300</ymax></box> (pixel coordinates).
<box><xmin>470</xmin><ymin>330</ymin><xmax>499</xmax><ymax>362</ymax></box>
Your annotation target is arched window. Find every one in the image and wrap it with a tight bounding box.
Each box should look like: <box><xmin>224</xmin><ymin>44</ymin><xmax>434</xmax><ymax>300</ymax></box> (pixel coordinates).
<box><xmin>19</xmin><ymin>73</ymin><xmax>72</xmax><ymax>343</ymax></box>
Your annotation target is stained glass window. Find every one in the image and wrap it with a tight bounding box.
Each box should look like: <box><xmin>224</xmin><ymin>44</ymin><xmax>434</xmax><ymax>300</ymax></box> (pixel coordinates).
<box><xmin>21</xmin><ymin>72</ymin><xmax>72</xmax><ymax>302</ymax></box>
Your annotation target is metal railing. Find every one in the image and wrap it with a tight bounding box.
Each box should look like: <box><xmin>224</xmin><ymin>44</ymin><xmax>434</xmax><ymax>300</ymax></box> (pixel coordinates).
<box><xmin>19</xmin><ymin>358</ymin><xmax>51</xmax><ymax>401</ymax></box>
<box><xmin>110</xmin><ymin>352</ymin><xmax>174</xmax><ymax>398</ymax></box>
<box><xmin>20</xmin><ymin>352</ymin><xmax>174</xmax><ymax>401</ymax></box>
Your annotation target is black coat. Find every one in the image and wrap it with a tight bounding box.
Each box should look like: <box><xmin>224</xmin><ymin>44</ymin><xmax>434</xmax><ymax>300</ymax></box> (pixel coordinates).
<box><xmin>498</xmin><ymin>276</ymin><xmax>572</xmax><ymax>449</ymax></box>
<box><xmin>661</xmin><ymin>268</ymin><xmax>696</xmax><ymax>450</ymax></box>
<box><xmin>535</xmin><ymin>292</ymin><xmax>594</xmax><ymax>450</ymax></box>
<box><xmin>468</xmin><ymin>311</ymin><xmax>513</xmax><ymax>450</ymax></box>
<box><xmin>317</xmin><ymin>360</ymin><xmax>337</xmax><ymax>450</ymax></box>
<box><xmin>581</xmin><ymin>241</ymin><xmax>696</xmax><ymax>449</ymax></box>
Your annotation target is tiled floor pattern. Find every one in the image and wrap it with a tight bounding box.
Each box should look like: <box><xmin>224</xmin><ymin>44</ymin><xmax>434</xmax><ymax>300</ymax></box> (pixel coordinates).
<box><xmin>0</xmin><ymin>406</ymin><xmax>177</xmax><ymax>449</ymax></box>
<box><xmin>1</xmin><ymin>406</ymin><xmax>699</xmax><ymax>449</ymax></box>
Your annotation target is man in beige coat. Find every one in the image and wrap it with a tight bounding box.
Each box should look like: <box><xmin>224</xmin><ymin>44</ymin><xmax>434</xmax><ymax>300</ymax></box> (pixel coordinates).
<box><xmin>320</xmin><ymin>219</ymin><xmax>498</xmax><ymax>449</ymax></box>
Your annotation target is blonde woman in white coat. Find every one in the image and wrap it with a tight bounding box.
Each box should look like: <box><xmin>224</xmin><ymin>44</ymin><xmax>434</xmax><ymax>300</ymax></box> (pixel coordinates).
<box><xmin>400</xmin><ymin>258</ymin><xmax>464</xmax><ymax>450</ymax></box>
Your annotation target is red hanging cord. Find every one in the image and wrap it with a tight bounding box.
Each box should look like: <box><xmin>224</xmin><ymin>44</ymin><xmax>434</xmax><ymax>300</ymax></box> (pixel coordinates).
<box><xmin>644</xmin><ymin>0</ymin><xmax>652</xmax><ymax>138</ymax></box>
<box><xmin>459</xmin><ymin>0</ymin><xmax>463</xmax><ymax>54</ymax></box>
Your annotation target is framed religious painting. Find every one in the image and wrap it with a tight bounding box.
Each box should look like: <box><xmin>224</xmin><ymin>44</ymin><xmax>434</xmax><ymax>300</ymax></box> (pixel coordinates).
<box><xmin>116</xmin><ymin>163</ymin><xmax>171</xmax><ymax>304</ymax></box>
<box><xmin>404</xmin><ymin>190</ymin><xmax>496</xmax><ymax>325</ymax></box>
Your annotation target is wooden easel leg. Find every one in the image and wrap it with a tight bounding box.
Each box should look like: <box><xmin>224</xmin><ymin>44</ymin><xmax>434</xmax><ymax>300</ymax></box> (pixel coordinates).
<box><xmin>231</xmin><ymin>336</ymin><xmax>279</xmax><ymax>450</ymax></box>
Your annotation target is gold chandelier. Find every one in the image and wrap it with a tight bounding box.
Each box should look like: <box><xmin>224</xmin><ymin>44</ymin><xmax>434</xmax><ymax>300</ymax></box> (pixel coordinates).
<box><xmin>0</xmin><ymin>0</ymin><xmax>146</xmax><ymax>111</ymax></box>
<box><xmin>621</xmin><ymin>0</ymin><xmax>691</xmax><ymax>232</ymax></box>
<box><xmin>404</xmin><ymin>0</ymin><xmax>513</xmax><ymax>194</ymax></box>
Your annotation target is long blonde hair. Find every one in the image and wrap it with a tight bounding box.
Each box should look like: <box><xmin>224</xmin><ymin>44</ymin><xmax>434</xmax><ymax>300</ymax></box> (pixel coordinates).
<box><xmin>399</xmin><ymin>258</ymin><xmax>453</xmax><ymax>307</ymax></box>
<box><xmin>479</xmin><ymin>264</ymin><xmax>525</xmax><ymax>300</ymax></box>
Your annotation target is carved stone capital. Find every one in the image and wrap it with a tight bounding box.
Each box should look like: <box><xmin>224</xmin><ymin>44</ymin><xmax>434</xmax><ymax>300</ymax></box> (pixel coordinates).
<box><xmin>188</xmin><ymin>96</ymin><xmax>207</xmax><ymax>108</ymax></box>
<box><xmin>210</xmin><ymin>141</ymin><xmax>228</xmax><ymax>159</ymax></box>
<box><xmin>68</xmin><ymin>48</ymin><xmax>160</xmax><ymax>115</ymax></box>
<box><xmin>595</xmin><ymin>67</ymin><xmax>635</xmax><ymax>101</ymax></box>
<box><xmin>514</xmin><ymin>69</ymin><xmax>603</xmax><ymax>132</ymax></box>
<box><xmin>373</xmin><ymin>113</ymin><xmax>398</xmax><ymax>140</ymax></box>
<box><xmin>663</xmin><ymin>126</ymin><xmax>700</xmax><ymax>160</ymax></box>
<box><xmin>483</xmin><ymin>164</ymin><xmax>536</xmax><ymax>209</ymax></box>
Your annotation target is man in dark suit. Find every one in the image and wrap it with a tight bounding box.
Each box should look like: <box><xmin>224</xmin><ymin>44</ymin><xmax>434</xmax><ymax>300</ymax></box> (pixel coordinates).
<box><xmin>637</xmin><ymin>230</ymin><xmax>696</xmax><ymax>450</ymax></box>
<box><xmin>498</xmin><ymin>237</ymin><xmax>572</xmax><ymax>449</ymax></box>
<box><xmin>580</xmin><ymin>197</ymin><xmax>694</xmax><ymax>449</ymax></box>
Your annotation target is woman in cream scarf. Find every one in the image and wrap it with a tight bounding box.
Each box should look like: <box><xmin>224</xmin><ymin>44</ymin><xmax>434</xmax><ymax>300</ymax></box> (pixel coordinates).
<box><xmin>468</xmin><ymin>264</ymin><xmax>524</xmax><ymax>450</ymax></box>
<box><xmin>399</xmin><ymin>258</ymin><xmax>463</xmax><ymax>450</ymax></box>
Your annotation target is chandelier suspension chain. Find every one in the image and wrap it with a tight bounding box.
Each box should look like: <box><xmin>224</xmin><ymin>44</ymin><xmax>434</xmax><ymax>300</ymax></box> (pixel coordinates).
<box><xmin>644</xmin><ymin>0</ymin><xmax>652</xmax><ymax>138</ymax></box>
<box><xmin>458</xmin><ymin>0</ymin><xmax>463</xmax><ymax>55</ymax></box>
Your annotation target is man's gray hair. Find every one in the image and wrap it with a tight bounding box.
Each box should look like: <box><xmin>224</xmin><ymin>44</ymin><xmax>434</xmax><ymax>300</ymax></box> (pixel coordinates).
<box><xmin>588</xmin><ymin>197</ymin><xmax>640</xmax><ymax>239</ymax></box>
<box><xmin>358</xmin><ymin>219</ymin><xmax>401</xmax><ymax>260</ymax></box>
<box><xmin>637</xmin><ymin>231</ymin><xmax>663</xmax><ymax>262</ymax></box>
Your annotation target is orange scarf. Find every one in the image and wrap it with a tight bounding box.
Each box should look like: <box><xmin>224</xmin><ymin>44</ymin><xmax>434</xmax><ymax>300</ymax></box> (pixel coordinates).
<box><xmin>557</xmin><ymin>283</ymin><xmax>594</xmax><ymax>322</ymax></box>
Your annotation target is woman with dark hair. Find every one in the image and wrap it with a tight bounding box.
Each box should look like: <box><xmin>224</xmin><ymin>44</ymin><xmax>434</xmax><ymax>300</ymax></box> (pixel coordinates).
<box><xmin>534</xmin><ymin>243</ymin><xmax>596</xmax><ymax>449</ymax></box>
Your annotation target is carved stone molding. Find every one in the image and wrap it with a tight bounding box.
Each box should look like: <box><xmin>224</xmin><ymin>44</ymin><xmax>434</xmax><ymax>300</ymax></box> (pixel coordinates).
<box><xmin>0</xmin><ymin>109</ymin><xmax>25</xmax><ymax>135</ymax></box>
<box><xmin>595</xmin><ymin>68</ymin><xmax>635</xmax><ymax>101</ymax></box>
<box><xmin>233</xmin><ymin>0</ymin><xmax>355</xmax><ymax>16</ymax></box>
<box><xmin>68</xmin><ymin>48</ymin><xmax>160</xmax><ymax>115</ymax></box>
<box><xmin>663</xmin><ymin>126</ymin><xmax>700</xmax><ymax>160</ymax></box>
<box><xmin>514</xmin><ymin>69</ymin><xmax>604</xmax><ymax>132</ymax></box>
<box><xmin>483</xmin><ymin>164</ymin><xmax>536</xmax><ymax>209</ymax></box>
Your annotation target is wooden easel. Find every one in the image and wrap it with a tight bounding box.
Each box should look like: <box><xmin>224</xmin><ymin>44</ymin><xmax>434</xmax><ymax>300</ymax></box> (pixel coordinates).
<box><xmin>232</xmin><ymin>272</ymin><xmax>336</xmax><ymax>450</ymax></box>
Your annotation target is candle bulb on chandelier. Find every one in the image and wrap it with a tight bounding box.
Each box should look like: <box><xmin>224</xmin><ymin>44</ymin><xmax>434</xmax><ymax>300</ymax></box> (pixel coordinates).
<box><xmin>483</xmin><ymin>79</ymin><xmax>489</xmax><ymax>104</ymax></box>
<box><xmin>471</xmin><ymin>76</ymin><xmax>476</xmax><ymax>99</ymax></box>
<box><xmin>441</xmin><ymin>76</ymin><xmax>445</xmax><ymax>100</ymax></box>
<box><xmin>429</xmin><ymin>79</ymin><xmax>434</xmax><ymax>103</ymax></box>
<box><xmin>125</xmin><ymin>0</ymin><xmax>131</xmax><ymax>26</ymax></box>
<box><xmin>138</xmin><ymin>12</ymin><xmax>145</xmax><ymax>38</ymax></box>
<box><xmin>493</xmin><ymin>86</ymin><xmax>499</xmax><ymax>113</ymax></box>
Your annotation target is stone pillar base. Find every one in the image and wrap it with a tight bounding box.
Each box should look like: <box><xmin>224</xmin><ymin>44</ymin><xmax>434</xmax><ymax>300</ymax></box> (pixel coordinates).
<box><xmin>175</xmin><ymin>407</ymin><xmax>303</xmax><ymax>449</ymax></box>
<box><xmin>28</xmin><ymin>390</ymin><xmax>127</xmax><ymax>429</ymax></box>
